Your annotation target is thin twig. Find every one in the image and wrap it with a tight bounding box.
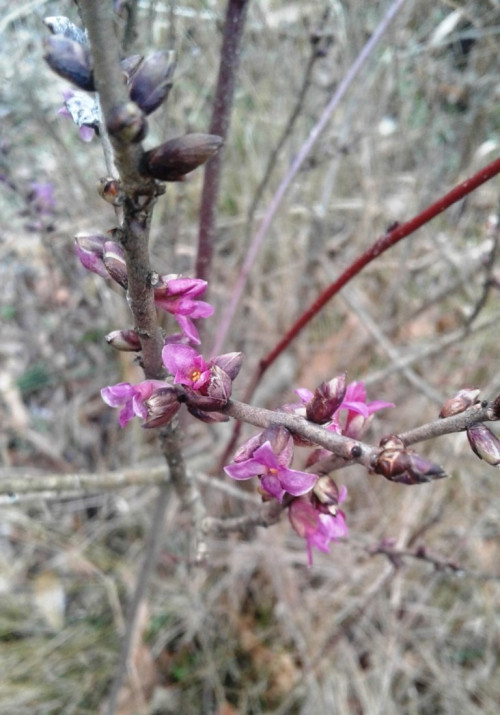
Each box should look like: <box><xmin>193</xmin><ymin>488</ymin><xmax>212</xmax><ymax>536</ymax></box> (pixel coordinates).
<box><xmin>195</xmin><ymin>0</ymin><xmax>250</xmax><ymax>287</ymax></box>
<box><xmin>211</xmin><ymin>0</ymin><xmax>409</xmax><ymax>357</ymax></box>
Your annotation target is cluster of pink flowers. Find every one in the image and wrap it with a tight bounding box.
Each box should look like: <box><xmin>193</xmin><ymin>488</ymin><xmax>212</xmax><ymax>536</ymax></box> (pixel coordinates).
<box><xmin>223</xmin><ymin>375</ymin><xmax>394</xmax><ymax>563</ymax></box>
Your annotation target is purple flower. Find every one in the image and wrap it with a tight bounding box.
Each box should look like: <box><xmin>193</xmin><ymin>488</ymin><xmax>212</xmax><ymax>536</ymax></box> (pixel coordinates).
<box><xmin>101</xmin><ymin>380</ymin><xmax>165</xmax><ymax>427</ymax></box>
<box><xmin>289</xmin><ymin>486</ymin><xmax>348</xmax><ymax>565</ymax></box>
<box><xmin>162</xmin><ymin>344</ymin><xmax>211</xmax><ymax>390</ymax></box>
<box><xmin>154</xmin><ymin>276</ymin><xmax>213</xmax><ymax>344</ymax></box>
<box><xmin>341</xmin><ymin>381</ymin><xmax>394</xmax><ymax>438</ymax></box>
<box><xmin>224</xmin><ymin>438</ymin><xmax>318</xmax><ymax>503</ymax></box>
<box><xmin>58</xmin><ymin>89</ymin><xmax>98</xmax><ymax>142</ymax></box>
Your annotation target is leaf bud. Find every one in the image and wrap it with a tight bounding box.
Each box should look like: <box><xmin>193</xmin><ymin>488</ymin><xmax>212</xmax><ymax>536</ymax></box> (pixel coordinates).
<box><xmin>106</xmin><ymin>102</ymin><xmax>147</xmax><ymax>144</ymax></box>
<box><xmin>105</xmin><ymin>329</ymin><xmax>141</xmax><ymax>352</ymax></box>
<box><xmin>44</xmin><ymin>36</ymin><xmax>94</xmax><ymax>91</ymax></box>
<box><xmin>306</xmin><ymin>374</ymin><xmax>347</xmax><ymax>423</ymax></box>
<box><xmin>129</xmin><ymin>50</ymin><xmax>176</xmax><ymax>115</ymax></box>
<box><xmin>140</xmin><ymin>134</ymin><xmax>223</xmax><ymax>181</ymax></box>
<box><xmin>186</xmin><ymin>406</ymin><xmax>230</xmax><ymax>423</ymax></box>
<box><xmin>439</xmin><ymin>388</ymin><xmax>480</xmax><ymax>418</ymax></box>
<box><xmin>103</xmin><ymin>241</ymin><xmax>128</xmax><ymax>288</ymax></box>
<box><xmin>374</xmin><ymin>447</ymin><xmax>446</xmax><ymax>485</ymax></box>
<box><xmin>467</xmin><ymin>424</ymin><xmax>500</xmax><ymax>467</ymax></box>
<box><xmin>97</xmin><ymin>177</ymin><xmax>125</xmax><ymax>206</ymax></box>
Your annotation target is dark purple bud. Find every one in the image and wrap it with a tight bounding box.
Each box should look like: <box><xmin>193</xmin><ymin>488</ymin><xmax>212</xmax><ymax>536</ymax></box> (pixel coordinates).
<box><xmin>143</xmin><ymin>387</ymin><xmax>180</xmax><ymax>428</ymax></box>
<box><xmin>120</xmin><ymin>54</ymin><xmax>144</xmax><ymax>82</ymax></box>
<box><xmin>467</xmin><ymin>424</ymin><xmax>500</xmax><ymax>467</ymax></box>
<box><xmin>103</xmin><ymin>241</ymin><xmax>128</xmax><ymax>288</ymax></box>
<box><xmin>439</xmin><ymin>388</ymin><xmax>480</xmax><ymax>418</ymax></box>
<box><xmin>44</xmin><ymin>36</ymin><xmax>94</xmax><ymax>91</ymax></box>
<box><xmin>374</xmin><ymin>448</ymin><xmax>446</xmax><ymax>485</ymax></box>
<box><xmin>140</xmin><ymin>134</ymin><xmax>223</xmax><ymax>181</ymax></box>
<box><xmin>106</xmin><ymin>102</ymin><xmax>147</xmax><ymax>144</ymax></box>
<box><xmin>211</xmin><ymin>352</ymin><xmax>244</xmax><ymax>381</ymax></box>
<box><xmin>129</xmin><ymin>50</ymin><xmax>176</xmax><ymax>115</ymax></box>
<box><xmin>74</xmin><ymin>232</ymin><xmax>108</xmax><ymax>277</ymax></box>
<box><xmin>105</xmin><ymin>329</ymin><xmax>141</xmax><ymax>352</ymax></box>
<box><xmin>306</xmin><ymin>374</ymin><xmax>347</xmax><ymax>423</ymax></box>
<box><xmin>97</xmin><ymin>177</ymin><xmax>125</xmax><ymax>206</ymax></box>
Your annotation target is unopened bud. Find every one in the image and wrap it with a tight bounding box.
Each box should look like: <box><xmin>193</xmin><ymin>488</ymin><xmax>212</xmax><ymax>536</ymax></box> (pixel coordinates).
<box><xmin>120</xmin><ymin>54</ymin><xmax>144</xmax><ymax>82</ymax></box>
<box><xmin>106</xmin><ymin>102</ymin><xmax>147</xmax><ymax>144</ymax></box>
<box><xmin>467</xmin><ymin>424</ymin><xmax>500</xmax><ymax>467</ymax></box>
<box><xmin>439</xmin><ymin>388</ymin><xmax>480</xmax><ymax>418</ymax></box>
<box><xmin>74</xmin><ymin>232</ymin><xmax>108</xmax><ymax>277</ymax></box>
<box><xmin>313</xmin><ymin>476</ymin><xmax>340</xmax><ymax>512</ymax></box>
<box><xmin>105</xmin><ymin>329</ymin><xmax>141</xmax><ymax>352</ymax></box>
<box><xmin>143</xmin><ymin>387</ymin><xmax>180</xmax><ymax>428</ymax></box>
<box><xmin>183</xmin><ymin>365</ymin><xmax>232</xmax><ymax>411</ymax></box>
<box><xmin>97</xmin><ymin>177</ymin><xmax>125</xmax><ymax>206</ymax></box>
<box><xmin>44</xmin><ymin>36</ymin><xmax>94</xmax><ymax>91</ymax></box>
<box><xmin>306</xmin><ymin>374</ymin><xmax>347</xmax><ymax>423</ymax></box>
<box><xmin>129</xmin><ymin>50</ymin><xmax>176</xmax><ymax>115</ymax></box>
<box><xmin>103</xmin><ymin>241</ymin><xmax>128</xmax><ymax>288</ymax></box>
<box><xmin>374</xmin><ymin>447</ymin><xmax>446</xmax><ymax>485</ymax></box>
<box><xmin>212</xmin><ymin>352</ymin><xmax>244</xmax><ymax>381</ymax></box>
<box><xmin>379</xmin><ymin>434</ymin><xmax>405</xmax><ymax>450</ymax></box>
<box><xmin>140</xmin><ymin>134</ymin><xmax>223</xmax><ymax>181</ymax></box>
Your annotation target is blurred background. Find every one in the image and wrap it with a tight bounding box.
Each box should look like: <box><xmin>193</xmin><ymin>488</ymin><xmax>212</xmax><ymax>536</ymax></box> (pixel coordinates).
<box><xmin>1</xmin><ymin>0</ymin><xmax>500</xmax><ymax>712</ymax></box>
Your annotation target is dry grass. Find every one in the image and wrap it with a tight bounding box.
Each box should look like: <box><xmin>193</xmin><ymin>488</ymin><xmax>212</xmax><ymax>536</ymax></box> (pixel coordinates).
<box><xmin>1</xmin><ymin>0</ymin><xmax>500</xmax><ymax>712</ymax></box>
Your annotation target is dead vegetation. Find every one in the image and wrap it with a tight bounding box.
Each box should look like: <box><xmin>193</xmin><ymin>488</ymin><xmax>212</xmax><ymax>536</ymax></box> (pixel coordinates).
<box><xmin>1</xmin><ymin>0</ymin><xmax>500</xmax><ymax>712</ymax></box>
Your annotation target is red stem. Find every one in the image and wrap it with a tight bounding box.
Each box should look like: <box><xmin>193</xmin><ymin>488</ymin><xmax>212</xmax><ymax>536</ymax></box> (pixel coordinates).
<box><xmin>261</xmin><ymin>154</ymin><xmax>500</xmax><ymax>375</ymax></box>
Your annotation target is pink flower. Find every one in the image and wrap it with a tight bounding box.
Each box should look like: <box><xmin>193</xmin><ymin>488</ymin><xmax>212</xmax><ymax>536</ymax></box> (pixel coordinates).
<box><xmin>154</xmin><ymin>276</ymin><xmax>213</xmax><ymax>344</ymax></box>
<box><xmin>101</xmin><ymin>380</ymin><xmax>165</xmax><ymax>427</ymax></box>
<box><xmin>224</xmin><ymin>438</ymin><xmax>318</xmax><ymax>503</ymax></box>
<box><xmin>162</xmin><ymin>344</ymin><xmax>211</xmax><ymax>390</ymax></box>
<box><xmin>341</xmin><ymin>381</ymin><xmax>394</xmax><ymax>438</ymax></box>
<box><xmin>289</xmin><ymin>486</ymin><xmax>348</xmax><ymax>565</ymax></box>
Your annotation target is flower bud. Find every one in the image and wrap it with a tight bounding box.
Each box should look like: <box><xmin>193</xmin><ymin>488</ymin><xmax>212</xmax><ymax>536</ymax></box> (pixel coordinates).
<box><xmin>74</xmin><ymin>232</ymin><xmax>108</xmax><ymax>277</ymax></box>
<box><xmin>140</xmin><ymin>134</ymin><xmax>223</xmax><ymax>181</ymax></box>
<box><xmin>129</xmin><ymin>50</ymin><xmax>176</xmax><ymax>115</ymax></box>
<box><xmin>374</xmin><ymin>448</ymin><xmax>446</xmax><ymax>484</ymax></box>
<box><xmin>44</xmin><ymin>36</ymin><xmax>94</xmax><ymax>91</ymax></box>
<box><xmin>439</xmin><ymin>388</ymin><xmax>480</xmax><ymax>418</ymax></box>
<box><xmin>105</xmin><ymin>329</ymin><xmax>142</xmax><ymax>352</ymax></box>
<box><xmin>467</xmin><ymin>424</ymin><xmax>500</xmax><ymax>467</ymax></box>
<box><xmin>97</xmin><ymin>177</ymin><xmax>125</xmax><ymax>206</ymax></box>
<box><xmin>143</xmin><ymin>387</ymin><xmax>180</xmax><ymax>428</ymax></box>
<box><xmin>379</xmin><ymin>434</ymin><xmax>405</xmax><ymax>450</ymax></box>
<box><xmin>106</xmin><ymin>102</ymin><xmax>147</xmax><ymax>144</ymax></box>
<box><xmin>183</xmin><ymin>365</ymin><xmax>232</xmax><ymax>411</ymax></box>
<box><xmin>313</xmin><ymin>476</ymin><xmax>340</xmax><ymax>512</ymax></box>
<box><xmin>306</xmin><ymin>374</ymin><xmax>346</xmax><ymax>424</ymax></box>
<box><xmin>103</xmin><ymin>241</ymin><xmax>128</xmax><ymax>288</ymax></box>
<box><xmin>211</xmin><ymin>352</ymin><xmax>244</xmax><ymax>381</ymax></box>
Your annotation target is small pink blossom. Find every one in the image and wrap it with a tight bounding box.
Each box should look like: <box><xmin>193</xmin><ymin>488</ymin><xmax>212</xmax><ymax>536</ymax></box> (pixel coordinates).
<box><xmin>224</xmin><ymin>439</ymin><xmax>318</xmax><ymax>503</ymax></box>
<box><xmin>289</xmin><ymin>486</ymin><xmax>348</xmax><ymax>565</ymax></box>
<box><xmin>154</xmin><ymin>276</ymin><xmax>213</xmax><ymax>344</ymax></box>
<box><xmin>162</xmin><ymin>344</ymin><xmax>211</xmax><ymax>390</ymax></box>
<box><xmin>101</xmin><ymin>380</ymin><xmax>165</xmax><ymax>427</ymax></box>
